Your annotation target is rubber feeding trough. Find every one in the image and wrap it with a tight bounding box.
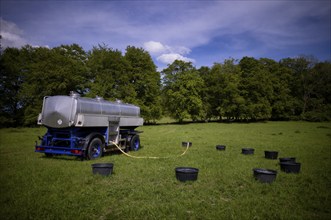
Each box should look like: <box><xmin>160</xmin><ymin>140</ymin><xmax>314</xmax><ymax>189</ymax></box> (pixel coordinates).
<box><xmin>253</xmin><ymin>168</ymin><xmax>277</xmax><ymax>183</ymax></box>
<box><xmin>280</xmin><ymin>162</ymin><xmax>301</xmax><ymax>173</ymax></box>
<box><xmin>264</xmin><ymin>151</ymin><xmax>279</xmax><ymax>159</ymax></box>
<box><xmin>92</xmin><ymin>163</ymin><xmax>114</xmax><ymax>176</ymax></box>
<box><xmin>216</xmin><ymin>145</ymin><xmax>226</xmax><ymax>151</ymax></box>
<box><xmin>242</xmin><ymin>148</ymin><xmax>254</xmax><ymax>155</ymax></box>
<box><xmin>182</xmin><ymin>142</ymin><xmax>192</xmax><ymax>147</ymax></box>
<box><xmin>175</xmin><ymin>167</ymin><xmax>199</xmax><ymax>182</ymax></box>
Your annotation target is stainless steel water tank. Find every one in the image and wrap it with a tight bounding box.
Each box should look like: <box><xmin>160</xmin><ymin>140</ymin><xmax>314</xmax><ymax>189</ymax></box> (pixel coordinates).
<box><xmin>38</xmin><ymin>93</ymin><xmax>141</xmax><ymax>128</ymax></box>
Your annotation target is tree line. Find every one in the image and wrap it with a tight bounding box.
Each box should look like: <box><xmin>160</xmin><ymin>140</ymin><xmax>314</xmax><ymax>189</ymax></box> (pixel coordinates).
<box><xmin>1</xmin><ymin>43</ymin><xmax>330</xmax><ymax>127</ymax></box>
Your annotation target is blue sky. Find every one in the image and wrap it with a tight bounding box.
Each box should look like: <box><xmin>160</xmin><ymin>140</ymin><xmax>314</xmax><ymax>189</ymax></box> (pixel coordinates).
<box><xmin>1</xmin><ymin>0</ymin><xmax>330</xmax><ymax>70</ymax></box>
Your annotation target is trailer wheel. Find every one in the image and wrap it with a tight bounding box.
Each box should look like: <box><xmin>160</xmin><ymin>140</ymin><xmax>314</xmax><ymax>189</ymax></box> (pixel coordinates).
<box><xmin>130</xmin><ymin>135</ymin><xmax>140</xmax><ymax>151</ymax></box>
<box><xmin>87</xmin><ymin>137</ymin><xmax>103</xmax><ymax>160</ymax></box>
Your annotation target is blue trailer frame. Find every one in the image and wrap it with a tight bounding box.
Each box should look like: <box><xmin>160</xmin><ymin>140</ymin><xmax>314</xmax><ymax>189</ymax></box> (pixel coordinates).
<box><xmin>35</xmin><ymin>127</ymin><xmax>141</xmax><ymax>159</ymax></box>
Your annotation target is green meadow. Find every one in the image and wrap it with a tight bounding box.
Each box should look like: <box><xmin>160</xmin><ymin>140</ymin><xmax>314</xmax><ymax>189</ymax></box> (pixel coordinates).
<box><xmin>1</xmin><ymin>121</ymin><xmax>330</xmax><ymax>219</ymax></box>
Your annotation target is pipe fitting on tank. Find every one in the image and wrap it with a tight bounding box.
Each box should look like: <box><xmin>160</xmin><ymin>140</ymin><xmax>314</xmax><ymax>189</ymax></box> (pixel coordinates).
<box><xmin>95</xmin><ymin>96</ymin><xmax>104</xmax><ymax>101</ymax></box>
<box><xmin>70</xmin><ymin>91</ymin><xmax>80</xmax><ymax>98</ymax></box>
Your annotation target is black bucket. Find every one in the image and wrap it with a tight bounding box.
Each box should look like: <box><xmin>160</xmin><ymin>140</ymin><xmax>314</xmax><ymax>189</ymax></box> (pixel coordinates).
<box><xmin>279</xmin><ymin>157</ymin><xmax>296</xmax><ymax>163</ymax></box>
<box><xmin>92</xmin><ymin>163</ymin><xmax>114</xmax><ymax>176</ymax></box>
<box><xmin>242</xmin><ymin>148</ymin><xmax>254</xmax><ymax>155</ymax></box>
<box><xmin>280</xmin><ymin>162</ymin><xmax>301</xmax><ymax>173</ymax></box>
<box><xmin>216</xmin><ymin>145</ymin><xmax>226</xmax><ymax>151</ymax></box>
<box><xmin>175</xmin><ymin>167</ymin><xmax>199</xmax><ymax>182</ymax></box>
<box><xmin>264</xmin><ymin>151</ymin><xmax>278</xmax><ymax>159</ymax></box>
<box><xmin>253</xmin><ymin>168</ymin><xmax>277</xmax><ymax>183</ymax></box>
<box><xmin>182</xmin><ymin>142</ymin><xmax>192</xmax><ymax>147</ymax></box>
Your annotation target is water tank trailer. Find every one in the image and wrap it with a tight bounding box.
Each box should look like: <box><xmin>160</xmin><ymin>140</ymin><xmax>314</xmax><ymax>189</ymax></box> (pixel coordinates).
<box><xmin>35</xmin><ymin>92</ymin><xmax>144</xmax><ymax>159</ymax></box>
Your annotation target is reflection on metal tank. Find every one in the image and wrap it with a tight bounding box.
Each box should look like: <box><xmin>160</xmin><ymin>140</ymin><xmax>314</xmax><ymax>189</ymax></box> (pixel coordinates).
<box><xmin>38</xmin><ymin>93</ymin><xmax>141</xmax><ymax>128</ymax></box>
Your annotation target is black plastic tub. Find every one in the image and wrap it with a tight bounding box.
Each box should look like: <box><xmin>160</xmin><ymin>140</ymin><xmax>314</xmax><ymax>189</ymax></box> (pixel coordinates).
<box><xmin>280</xmin><ymin>162</ymin><xmax>301</xmax><ymax>173</ymax></box>
<box><xmin>182</xmin><ymin>142</ymin><xmax>192</xmax><ymax>147</ymax></box>
<box><xmin>242</xmin><ymin>148</ymin><xmax>254</xmax><ymax>155</ymax></box>
<box><xmin>279</xmin><ymin>157</ymin><xmax>296</xmax><ymax>163</ymax></box>
<box><xmin>264</xmin><ymin>151</ymin><xmax>279</xmax><ymax>159</ymax></box>
<box><xmin>253</xmin><ymin>168</ymin><xmax>277</xmax><ymax>183</ymax></box>
<box><xmin>92</xmin><ymin>163</ymin><xmax>114</xmax><ymax>176</ymax></box>
<box><xmin>175</xmin><ymin>167</ymin><xmax>199</xmax><ymax>182</ymax></box>
<box><xmin>216</xmin><ymin>145</ymin><xmax>226</xmax><ymax>151</ymax></box>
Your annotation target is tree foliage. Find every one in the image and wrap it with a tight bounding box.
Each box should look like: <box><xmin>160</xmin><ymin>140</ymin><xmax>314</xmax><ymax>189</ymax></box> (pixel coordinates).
<box><xmin>87</xmin><ymin>45</ymin><xmax>162</xmax><ymax>123</ymax></box>
<box><xmin>18</xmin><ymin>44</ymin><xmax>89</xmax><ymax>125</ymax></box>
<box><xmin>0</xmin><ymin>43</ymin><xmax>330</xmax><ymax>127</ymax></box>
<box><xmin>124</xmin><ymin>46</ymin><xmax>162</xmax><ymax>123</ymax></box>
<box><xmin>0</xmin><ymin>48</ymin><xmax>25</xmax><ymax>126</ymax></box>
<box><xmin>87</xmin><ymin>45</ymin><xmax>130</xmax><ymax>100</ymax></box>
<box><xmin>162</xmin><ymin>60</ymin><xmax>205</xmax><ymax>122</ymax></box>
<box><xmin>203</xmin><ymin>59</ymin><xmax>243</xmax><ymax>120</ymax></box>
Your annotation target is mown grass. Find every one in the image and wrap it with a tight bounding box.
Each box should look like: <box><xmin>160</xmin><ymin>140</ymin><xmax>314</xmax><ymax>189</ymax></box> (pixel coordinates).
<box><xmin>0</xmin><ymin>121</ymin><xmax>331</xmax><ymax>219</ymax></box>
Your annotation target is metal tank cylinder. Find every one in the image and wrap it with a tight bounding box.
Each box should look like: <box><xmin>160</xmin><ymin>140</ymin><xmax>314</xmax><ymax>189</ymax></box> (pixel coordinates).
<box><xmin>38</xmin><ymin>93</ymin><xmax>141</xmax><ymax>128</ymax></box>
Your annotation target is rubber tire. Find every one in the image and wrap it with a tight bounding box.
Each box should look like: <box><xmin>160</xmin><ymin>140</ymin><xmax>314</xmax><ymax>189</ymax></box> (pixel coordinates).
<box><xmin>130</xmin><ymin>135</ymin><xmax>140</xmax><ymax>151</ymax></box>
<box><xmin>87</xmin><ymin>137</ymin><xmax>103</xmax><ymax>160</ymax></box>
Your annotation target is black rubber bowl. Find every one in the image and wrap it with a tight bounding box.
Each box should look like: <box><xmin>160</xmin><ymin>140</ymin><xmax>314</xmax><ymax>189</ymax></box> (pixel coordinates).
<box><xmin>253</xmin><ymin>168</ymin><xmax>277</xmax><ymax>183</ymax></box>
<box><xmin>280</xmin><ymin>162</ymin><xmax>301</xmax><ymax>173</ymax></box>
<box><xmin>264</xmin><ymin>151</ymin><xmax>279</xmax><ymax>159</ymax></box>
<box><xmin>182</xmin><ymin>142</ymin><xmax>192</xmax><ymax>147</ymax></box>
<box><xmin>216</xmin><ymin>145</ymin><xmax>226</xmax><ymax>151</ymax></box>
<box><xmin>175</xmin><ymin>167</ymin><xmax>199</xmax><ymax>182</ymax></box>
<box><xmin>92</xmin><ymin>163</ymin><xmax>114</xmax><ymax>176</ymax></box>
<box><xmin>242</xmin><ymin>148</ymin><xmax>254</xmax><ymax>155</ymax></box>
<box><xmin>279</xmin><ymin>157</ymin><xmax>296</xmax><ymax>163</ymax></box>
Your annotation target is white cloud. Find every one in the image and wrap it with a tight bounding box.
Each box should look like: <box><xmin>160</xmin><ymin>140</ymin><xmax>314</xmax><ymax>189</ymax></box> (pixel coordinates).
<box><xmin>0</xmin><ymin>18</ymin><xmax>27</xmax><ymax>48</ymax></box>
<box><xmin>144</xmin><ymin>41</ymin><xmax>191</xmax><ymax>55</ymax></box>
<box><xmin>174</xmin><ymin>46</ymin><xmax>191</xmax><ymax>55</ymax></box>
<box><xmin>144</xmin><ymin>41</ymin><xmax>194</xmax><ymax>64</ymax></box>
<box><xmin>157</xmin><ymin>53</ymin><xmax>195</xmax><ymax>64</ymax></box>
<box><xmin>2</xmin><ymin>1</ymin><xmax>329</xmax><ymax>63</ymax></box>
<box><xmin>138</xmin><ymin>1</ymin><xmax>329</xmax><ymax>57</ymax></box>
<box><xmin>143</xmin><ymin>41</ymin><xmax>168</xmax><ymax>54</ymax></box>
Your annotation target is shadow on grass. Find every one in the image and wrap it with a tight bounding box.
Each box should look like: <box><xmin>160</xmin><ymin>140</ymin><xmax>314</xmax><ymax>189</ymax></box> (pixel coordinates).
<box><xmin>144</xmin><ymin>118</ymin><xmax>268</xmax><ymax>126</ymax></box>
<box><xmin>40</xmin><ymin>154</ymin><xmax>83</xmax><ymax>161</ymax></box>
<box><xmin>39</xmin><ymin>145</ymin><xmax>145</xmax><ymax>161</ymax></box>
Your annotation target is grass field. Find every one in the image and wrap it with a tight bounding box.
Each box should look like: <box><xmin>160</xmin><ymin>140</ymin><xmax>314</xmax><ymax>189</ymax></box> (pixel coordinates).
<box><xmin>1</xmin><ymin>121</ymin><xmax>331</xmax><ymax>219</ymax></box>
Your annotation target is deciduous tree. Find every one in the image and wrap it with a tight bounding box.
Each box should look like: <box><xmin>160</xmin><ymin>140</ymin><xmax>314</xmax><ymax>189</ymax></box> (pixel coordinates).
<box><xmin>162</xmin><ymin>60</ymin><xmax>205</xmax><ymax>122</ymax></box>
